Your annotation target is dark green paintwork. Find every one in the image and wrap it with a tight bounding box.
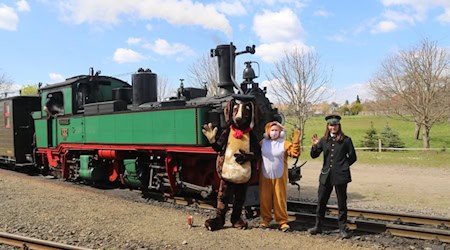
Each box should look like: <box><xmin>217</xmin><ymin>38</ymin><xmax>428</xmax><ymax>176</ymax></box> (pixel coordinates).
<box><xmin>34</xmin><ymin>119</ymin><xmax>47</xmax><ymax>148</ymax></box>
<box><xmin>123</xmin><ymin>159</ymin><xmax>145</xmax><ymax>188</ymax></box>
<box><xmin>35</xmin><ymin>107</ymin><xmax>210</xmax><ymax>147</ymax></box>
<box><xmin>79</xmin><ymin>155</ymin><xmax>108</xmax><ymax>181</ymax></box>
<box><xmin>82</xmin><ymin>108</ymin><xmax>209</xmax><ymax>145</ymax></box>
<box><xmin>33</xmin><ymin>73</ymin><xmax>210</xmax><ymax>148</ymax></box>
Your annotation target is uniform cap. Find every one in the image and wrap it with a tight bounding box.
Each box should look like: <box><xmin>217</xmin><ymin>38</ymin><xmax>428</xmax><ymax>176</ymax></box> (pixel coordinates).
<box><xmin>325</xmin><ymin>114</ymin><xmax>341</xmax><ymax>125</ymax></box>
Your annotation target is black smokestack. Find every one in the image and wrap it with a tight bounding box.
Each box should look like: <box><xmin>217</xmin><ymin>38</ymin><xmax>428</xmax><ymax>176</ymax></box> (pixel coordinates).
<box><xmin>211</xmin><ymin>43</ymin><xmax>236</xmax><ymax>96</ymax></box>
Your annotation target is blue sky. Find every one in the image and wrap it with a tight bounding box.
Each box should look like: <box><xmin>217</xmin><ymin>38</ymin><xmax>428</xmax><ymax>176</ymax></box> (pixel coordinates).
<box><xmin>1</xmin><ymin>0</ymin><xmax>450</xmax><ymax>104</ymax></box>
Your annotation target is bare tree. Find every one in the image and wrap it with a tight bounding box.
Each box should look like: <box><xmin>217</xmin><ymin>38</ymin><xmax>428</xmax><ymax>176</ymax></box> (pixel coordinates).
<box><xmin>0</xmin><ymin>71</ymin><xmax>13</xmax><ymax>98</ymax></box>
<box><xmin>267</xmin><ymin>47</ymin><xmax>331</xmax><ymax>143</ymax></box>
<box><xmin>157</xmin><ymin>75</ymin><xmax>174</xmax><ymax>101</ymax></box>
<box><xmin>188</xmin><ymin>53</ymin><xmax>219</xmax><ymax>96</ymax></box>
<box><xmin>369</xmin><ymin>39</ymin><xmax>450</xmax><ymax>148</ymax></box>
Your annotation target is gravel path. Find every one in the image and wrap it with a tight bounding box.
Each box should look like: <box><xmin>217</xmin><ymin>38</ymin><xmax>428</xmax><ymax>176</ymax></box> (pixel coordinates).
<box><xmin>291</xmin><ymin>161</ymin><xmax>449</xmax><ymax>217</ymax></box>
<box><xmin>1</xmin><ymin>161</ymin><xmax>449</xmax><ymax>250</ymax></box>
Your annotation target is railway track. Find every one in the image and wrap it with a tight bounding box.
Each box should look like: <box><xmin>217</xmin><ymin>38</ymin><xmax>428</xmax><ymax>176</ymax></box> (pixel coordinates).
<box><xmin>1</xmin><ymin>191</ymin><xmax>448</xmax><ymax>249</ymax></box>
<box><xmin>288</xmin><ymin>200</ymin><xmax>450</xmax><ymax>228</ymax></box>
<box><xmin>154</xmin><ymin>194</ymin><xmax>450</xmax><ymax>243</ymax></box>
<box><xmin>0</xmin><ymin>231</ymin><xmax>91</xmax><ymax>250</ymax></box>
<box><xmin>289</xmin><ymin>200</ymin><xmax>450</xmax><ymax>243</ymax></box>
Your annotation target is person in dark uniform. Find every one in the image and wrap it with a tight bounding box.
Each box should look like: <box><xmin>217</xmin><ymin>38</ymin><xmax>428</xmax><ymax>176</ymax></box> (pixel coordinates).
<box><xmin>43</xmin><ymin>93</ymin><xmax>64</xmax><ymax>117</ymax></box>
<box><xmin>308</xmin><ymin>114</ymin><xmax>357</xmax><ymax>239</ymax></box>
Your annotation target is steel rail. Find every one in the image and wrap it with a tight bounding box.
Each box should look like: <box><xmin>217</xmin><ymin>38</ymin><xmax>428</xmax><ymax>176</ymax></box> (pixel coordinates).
<box><xmin>0</xmin><ymin>231</ymin><xmax>91</xmax><ymax>250</ymax></box>
<box><xmin>385</xmin><ymin>223</ymin><xmax>450</xmax><ymax>243</ymax></box>
<box><xmin>287</xmin><ymin>200</ymin><xmax>450</xmax><ymax>228</ymax></box>
<box><xmin>291</xmin><ymin>212</ymin><xmax>450</xmax><ymax>243</ymax></box>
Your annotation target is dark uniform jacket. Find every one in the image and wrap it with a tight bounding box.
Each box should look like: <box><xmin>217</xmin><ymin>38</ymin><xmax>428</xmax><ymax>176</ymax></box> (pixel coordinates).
<box><xmin>310</xmin><ymin>135</ymin><xmax>357</xmax><ymax>185</ymax></box>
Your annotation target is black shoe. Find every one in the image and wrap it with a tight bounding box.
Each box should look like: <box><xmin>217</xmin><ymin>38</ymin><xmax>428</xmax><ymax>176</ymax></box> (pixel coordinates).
<box><xmin>339</xmin><ymin>229</ymin><xmax>352</xmax><ymax>239</ymax></box>
<box><xmin>308</xmin><ymin>226</ymin><xmax>322</xmax><ymax>235</ymax></box>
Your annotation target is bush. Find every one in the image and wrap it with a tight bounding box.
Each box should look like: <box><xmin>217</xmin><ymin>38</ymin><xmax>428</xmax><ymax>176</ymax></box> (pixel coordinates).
<box><xmin>361</xmin><ymin>122</ymin><xmax>379</xmax><ymax>150</ymax></box>
<box><xmin>380</xmin><ymin>124</ymin><xmax>405</xmax><ymax>148</ymax></box>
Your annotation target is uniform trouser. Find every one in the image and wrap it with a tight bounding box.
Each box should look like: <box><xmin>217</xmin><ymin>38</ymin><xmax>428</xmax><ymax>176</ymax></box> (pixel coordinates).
<box><xmin>259</xmin><ymin>175</ymin><xmax>288</xmax><ymax>226</ymax></box>
<box><xmin>216</xmin><ymin>180</ymin><xmax>248</xmax><ymax>222</ymax></box>
<box><xmin>316</xmin><ymin>176</ymin><xmax>348</xmax><ymax>229</ymax></box>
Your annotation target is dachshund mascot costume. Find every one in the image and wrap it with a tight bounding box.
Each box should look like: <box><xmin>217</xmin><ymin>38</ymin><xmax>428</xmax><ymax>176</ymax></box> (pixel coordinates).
<box><xmin>202</xmin><ymin>95</ymin><xmax>260</xmax><ymax>231</ymax></box>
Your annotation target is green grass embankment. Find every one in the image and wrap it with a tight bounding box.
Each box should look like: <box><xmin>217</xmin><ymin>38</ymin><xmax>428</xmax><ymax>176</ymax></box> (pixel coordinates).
<box><xmin>284</xmin><ymin>115</ymin><xmax>450</xmax><ymax>168</ymax></box>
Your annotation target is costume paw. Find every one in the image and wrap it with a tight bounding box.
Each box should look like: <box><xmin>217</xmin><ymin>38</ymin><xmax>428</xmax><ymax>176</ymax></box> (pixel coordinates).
<box><xmin>292</xmin><ymin>129</ymin><xmax>301</xmax><ymax>142</ymax></box>
<box><xmin>202</xmin><ymin>123</ymin><xmax>217</xmax><ymax>144</ymax></box>
<box><xmin>204</xmin><ymin>217</ymin><xmax>224</xmax><ymax>231</ymax></box>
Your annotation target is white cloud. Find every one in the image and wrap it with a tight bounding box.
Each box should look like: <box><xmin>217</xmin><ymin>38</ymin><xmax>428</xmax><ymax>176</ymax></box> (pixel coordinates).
<box><xmin>371</xmin><ymin>20</ymin><xmax>398</xmax><ymax>33</ymax></box>
<box><xmin>57</xmin><ymin>0</ymin><xmax>232</xmax><ymax>36</ymax></box>
<box><xmin>383</xmin><ymin>9</ymin><xmax>415</xmax><ymax>24</ymax></box>
<box><xmin>49</xmin><ymin>73</ymin><xmax>65</xmax><ymax>82</ymax></box>
<box><xmin>261</xmin><ymin>0</ymin><xmax>306</xmax><ymax>9</ymax></box>
<box><xmin>9</xmin><ymin>83</ymin><xmax>23</xmax><ymax>91</ymax></box>
<box><xmin>257</xmin><ymin>40</ymin><xmax>313</xmax><ymax>63</ymax></box>
<box><xmin>0</xmin><ymin>4</ymin><xmax>19</xmax><ymax>31</ymax></box>
<box><xmin>127</xmin><ymin>37</ymin><xmax>142</xmax><ymax>45</ymax></box>
<box><xmin>437</xmin><ymin>9</ymin><xmax>450</xmax><ymax>23</ymax></box>
<box><xmin>144</xmin><ymin>39</ymin><xmax>195</xmax><ymax>57</ymax></box>
<box><xmin>327</xmin><ymin>34</ymin><xmax>347</xmax><ymax>43</ymax></box>
<box><xmin>314</xmin><ymin>10</ymin><xmax>332</xmax><ymax>17</ymax></box>
<box><xmin>113</xmin><ymin>48</ymin><xmax>146</xmax><ymax>63</ymax></box>
<box><xmin>381</xmin><ymin>0</ymin><xmax>450</xmax><ymax>24</ymax></box>
<box><xmin>332</xmin><ymin>82</ymin><xmax>374</xmax><ymax>104</ymax></box>
<box><xmin>214</xmin><ymin>0</ymin><xmax>246</xmax><ymax>16</ymax></box>
<box><xmin>253</xmin><ymin>8</ymin><xmax>304</xmax><ymax>43</ymax></box>
<box><xmin>16</xmin><ymin>0</ymin><xmax>30</xmax><ymax>12</ymax></box>
<box><xmin>261</xmin><ymin>78</ymin><xmax>282</xmax><ymax>103</ymax></box>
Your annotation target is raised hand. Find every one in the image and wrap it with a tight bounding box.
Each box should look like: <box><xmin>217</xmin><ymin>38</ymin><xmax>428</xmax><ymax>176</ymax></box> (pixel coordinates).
<box><xmin>202</xmin><ymin>123</ymin><xmax>218</xmax><ymax>144</ymax></box>
<box><xmin>312</xmin><ymin>133</ymin><xmax>319</xmax><ymax>145</ymax></box>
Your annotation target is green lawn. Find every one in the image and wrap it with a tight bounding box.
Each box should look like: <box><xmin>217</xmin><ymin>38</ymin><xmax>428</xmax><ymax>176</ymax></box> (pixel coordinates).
<box><xmin>286</xmin><ymin>115</ymin><xmax>449</xmax><ymax>149</ymax></box>
<box><xmin>301</xmin><ymin>150</ymin><xmax>450</xmax><ymax>168</ymax></box>
<box><xmin>284</xmin><ymin>115</ymin><xmax>450</xmax><ymax>168</ymax></box>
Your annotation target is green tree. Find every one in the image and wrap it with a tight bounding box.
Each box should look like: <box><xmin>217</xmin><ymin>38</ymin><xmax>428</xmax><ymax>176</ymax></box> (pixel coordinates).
<box><xmin>351</xmin><ymin>102</ymin><xmax>363</xmax><ymax>115</ymax></box>
<box><xmin>380</xmin><ymin>124</ymin><xmax>405</xmax><ymax>149</ymax></box>
<box><xmin>361</xmin><ymin>122</ymin><xmax>378</xmax><ymax>150</ymax></box>
<box><xmin>338</xmin><ymin>102</ymin><xmax>349</xmax><ymax>115</ymax></box>
<box><xmin>20</xmin><ymin>84</ymin><xmax>39</xmax><ymax>95</ymax></box>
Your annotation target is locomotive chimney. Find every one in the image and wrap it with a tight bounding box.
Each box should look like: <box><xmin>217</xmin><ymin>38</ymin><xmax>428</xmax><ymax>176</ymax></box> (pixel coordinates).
<box><xmin>211</xmin><ymin>44</ymin><xmax>236</xmax><ymax>96</ymax></box>
<box><xmin>211</xmin><ymin>43</ymin><xmax>256</xmax><ymax>96</ymax></box>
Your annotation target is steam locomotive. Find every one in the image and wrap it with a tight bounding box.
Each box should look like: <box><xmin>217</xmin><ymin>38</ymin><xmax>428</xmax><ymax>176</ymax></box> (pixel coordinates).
<box><xmin>0</xmin><ymin>43</ymin><xmax>282</xmax><ymax>203</ymax></box>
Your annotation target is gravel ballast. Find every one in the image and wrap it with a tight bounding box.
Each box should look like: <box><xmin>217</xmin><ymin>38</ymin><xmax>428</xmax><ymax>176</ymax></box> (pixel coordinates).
<box><xmin>1</xmin><ymin>161</ymin><xmax>449</xmax><ymax>250</ymax></box>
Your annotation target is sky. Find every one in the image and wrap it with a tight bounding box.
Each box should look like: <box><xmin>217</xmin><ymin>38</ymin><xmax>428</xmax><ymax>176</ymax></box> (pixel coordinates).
<box><xmin>1</xmin><ymin>0</ymin><xmax>450</xmax><ymax>104</ymax></box>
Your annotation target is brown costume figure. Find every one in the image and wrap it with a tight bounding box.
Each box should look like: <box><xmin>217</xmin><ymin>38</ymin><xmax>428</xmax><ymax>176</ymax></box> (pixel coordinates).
<box><xmin>202</xmin><ymin>95</ymin><xmax>261</xmax><ymax>231</ymax></box>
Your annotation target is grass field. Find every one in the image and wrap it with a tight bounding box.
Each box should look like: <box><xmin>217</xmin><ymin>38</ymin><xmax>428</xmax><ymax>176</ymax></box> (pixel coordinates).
<box><xmin>284</xmin><ymin>115</ymin><xmax>450</xmax><ymax>167</ymax></box>
<box><xmin>301</xmin><ymin>150</ymin><xmax>450</xmax><ymax>168</ymax></box>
